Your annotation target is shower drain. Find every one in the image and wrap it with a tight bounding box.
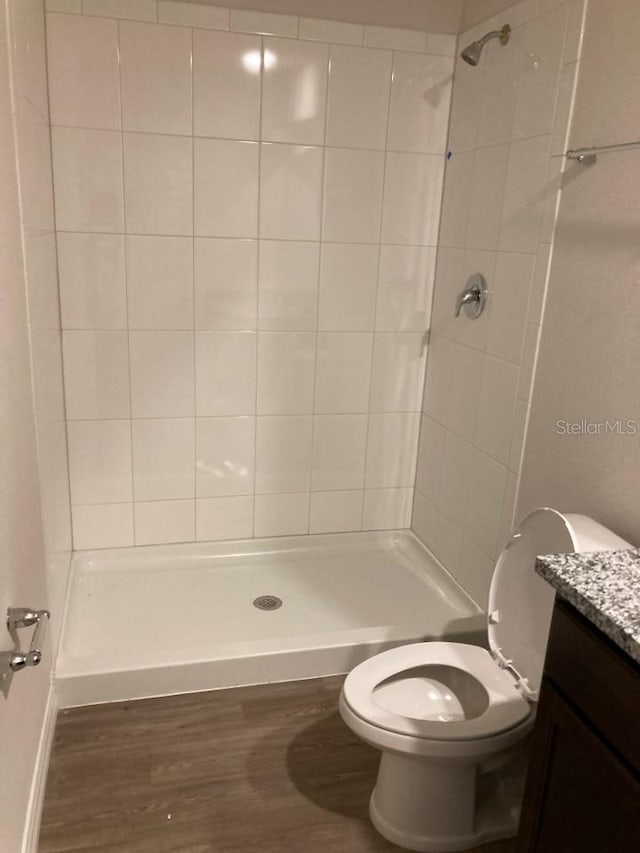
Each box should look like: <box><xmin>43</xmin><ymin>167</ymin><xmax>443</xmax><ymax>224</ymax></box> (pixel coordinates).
<box><xmin>253</xmin><ymin>595</ymin><xmax>283</xmax><ymax>611</ymax></box>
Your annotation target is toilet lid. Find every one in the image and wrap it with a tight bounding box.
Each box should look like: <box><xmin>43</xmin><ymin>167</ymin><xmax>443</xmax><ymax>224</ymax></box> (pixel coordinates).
<box><xmin>488</xmin><ymin>508</ymin><xmax>577</xmax><ymax>701</ymax></box>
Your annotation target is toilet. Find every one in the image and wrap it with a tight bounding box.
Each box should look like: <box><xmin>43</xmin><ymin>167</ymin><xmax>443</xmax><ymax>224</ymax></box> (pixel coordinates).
<box><xmin>339</xmin><ymin>508</ymin><xmax>630</xmax><ymax>852</ymax></box>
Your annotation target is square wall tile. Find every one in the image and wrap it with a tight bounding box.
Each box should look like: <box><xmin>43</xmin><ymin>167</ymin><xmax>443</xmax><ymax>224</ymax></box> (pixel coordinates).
<box><xmin>255</xmin><ymin>416</ymin><xmax>312</xmax><ymax>494</ymax></box>
<box><xmin>46</xmin><ymin>1</ymin><xmax>82</xmax><ymax>13</ymax></box>
<box><xmin>322</xmin><ymin>148</ymin><xmax>385</xmax><ymax>243</ymax></box>
<box><xmin>315</xmin><ymin>332</ymin><xmax>373</xmax><ymax>414</ymax></box>
<box><xmin>445</xmin><ymin>342</ymin><xmax>483</xmax><ymax>442</ymax></box>
<box><xmin>31</xmin><ymin>330</ymin><xmax>65</xmax><ymax>424</ymax></box>
<box><xmin>119</xmin><ymin>22</ymin><xmax>192</xmax><ymax>135</ymax></box>
<box><xmin>310</xmin><ymin>490</ymin><xmax>363</xmax><ymax>534</ymax></box>
<box><xmin>376</xmin><ymin>246</ymin><xmax>435</xmax><ymax>332</ymax></box>
<box><xmin>130</xmin><ymin>331</ymin><xmax>194</xmax><ymax>417</ymax></box>
<box><xmin>430</xmin><ymin>247</ymin><xmax>464</xmax><ymax>341</ymax></box>
<box><xmin>260</xmin><ymin>143</ymin><xmax>323</xmax><ymax>240</ymax></box>
<box><xmin>486</xmin><ymin>252</ymin><xmax>535</xmax><ymax>364</ymax></box>
<box><xmin>415</xmin><ymin>414</ymin><xmax>446</xmax><ymax>503</ymax></box>
<box><xmin>363</xmin><ymin>488</ymin><xmax>413</xmax><ymax>530</ymax></box>
<box><xmin>15</xmin><ymin>104</ymin><xmax>56</xmax><ymax>233</ymax></box>
<box><xmin>364</xmin><ymin>26</ymin><xmax>425</xmax><ymax>52</ymax></box>
<box><xmin>12</xmin><ymin>1</ymin><xmax>49</xmax><ymax>122</ymax></box>
<box><xmin>499</xmin><ymin>136</ymin><xmax>551</xmax><ymax>254</ymax></box>
<box><xmin>68</xmin><ymin>420</ymin><xmax>132</xmax><ymax>505</ymax></box>
<box><xmin>124</xmin><ymin>133</ymin><xmax>192</xmax><ymax>236</ymax></box>
<box><xmin>412</xmin><ymin>491</ymin><xmax>462</xmax><ymax>573</ymax></box>
<box><xmin>52</xmin><ymin>128</ymin><xmax>123</xmax><ymax>233</ymax></box>
<box><xmin>72</xmin><ymin>503</ymin><xmax>134</xmax><ymax>550</ymax></box>
<box><xmin>257</xmin><ymin>332</ymin><xmax>315</xmax><ymax>415</ymax></box>
<box><xmin>195</xmin><ymin>331</ymin><xmax>256</xmax><ymax>416</ymax></box>
<box><xmin>311</xmin><ymin>414</ymin><xmax>367</xmax><ymax>491</ymax></box>
<box><xmin>326</xmin><ymin>45</ymin><xmax>392</xmax><ymax>150</ymax></box>
<box><xmin>512</xmin><ymin>5</ymin><xmax>566</xmax><ymax>140</ymax></box>
<box><xmin>58</xmin><ymin>234</ymin><xmax>126</xmax><ymax>330</ymax></box>
<box><xmin>465</xmin><ymin>448</ymin><xmax>507</xmax><ymax>557</ymax></box>
<box><xmin>258</xmin><ymin>241</ymin><xmax>319</xmax><ymax>331</ymax></box>
<box><xmin>126</xmin><ymin>236</ymin><xmax>193</xmax><ymax>330</ymax></box>
<box><xmin>254</xmin><ymin>492</ymin><xmax>309</xmax><ymax>537</ymax></box>
<box><xmin>132</xmin><ymin>418</ymin><xmax>195</xmax><ymax>500</ymax></box>
<box><xmin>465</xmin><ymin>144</ymin><xmax>509</xmax><ymax>251</ymax></box>
<box><xmin>196</xmin><ymin>417</ymin><xmax>255</xmax><ymax>497</ymax></box>
<box><xmin>422</xmin><ymin>333</ymin><xmax>454</xmax><ymax>423</ymax></box>
<box><xmin>437</xmin><ymin>430</ymin><xmax>474</xmax><ymax>527</ymax></box>
<box><xmin>47</xmin><ymin>13</ymin><xmax>120</xmax><ymax>130</ymax></box>
<box><xmin>318</xmin><ymin>243</ymin><xmax>378</xmax><ymax>331</ymax></box>
<box><xmin>196</xmin><ymin>496</ymin><xmax>254</xmax><ymax>541</ymax></box>
<box><xmin>82</xmin><ymin>0</ymin><xmax>157</xmax><ymax>20</ymax></box>
<box><xmin>388</xmin><ymin>53</ymin><xmax>453</xmax><ymax>154</ymax></box>
<box><xmin>370</xmin><ymin>333</ymin><xmax>427</xmax><ymax>412</ymax></box>
<box><xmin>456</xmin><ymin>537</ymin><xmax>494</xmax><ymax>609</ymax></box>
<box><xmin>135</xmin><ymin>500</ymin><xmax>195</xmax><ymax>545</ymax></box>
<box><xmin>159</xmin><ymin>1</ymin><xmax>229</xmax><ymax>29</ymax></box>
<box><xmin>262</xmin><ymin>38</ymin><xmax>328</xmax><ymax>145</ymax></box>
<box><xmin>195</xmin><ymin>139</ymin><xmax>259</xmax><ymax>238</ymax></box>
<box><xmin>195</xmin><ymin>238</ymin><xmax>258</xmax><ymax>330</ymax></box>
<box><xmin>193</xmin><ymin>30</ymin><xmax>260</xmax><ymax>141</ymax></box>
<box><xmin>382</xmin><ymin>152</ymin><xmax>444</xmax><ymax>246</ymax></box>
<box><xmin>25</xmin><ymin>230</ymin><xmax>61</xmax><ymax>331</ymax></box>
<box><xmin>365</xmin><ymin>412</ymin><xmax>420</xmax><ymax>488</ymax></box>
<box><xmin>230</xmin><ymin>9</ymin><xmax>297</xmax><ymax>38</ymax></box>
<box><xmin>438</xmin><ymin>150</ymin><xmax>474</xmax><ymax>249</ymax></box>
<box><xmin>299</xmin><ymin>18</ymin><xmax>363</xmax><ymax>46</ymax></box>
<box><xmin>63</xmin><ymin>330</ymin><xmax>130</xmax><ymax>420</ymax></box>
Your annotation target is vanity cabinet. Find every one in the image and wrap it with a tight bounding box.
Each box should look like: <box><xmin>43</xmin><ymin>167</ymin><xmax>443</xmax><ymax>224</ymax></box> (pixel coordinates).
<box><xmin>516</xmin><ymin>600</ymin><xmax>640</xmax><ymax>853</ymax></box>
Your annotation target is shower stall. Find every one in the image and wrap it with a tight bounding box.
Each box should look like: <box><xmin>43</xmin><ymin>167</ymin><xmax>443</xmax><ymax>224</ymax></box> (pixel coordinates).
<box><xmin>8</xmin><ymin>0</ymin><xmax>586</xmax><ymax>709</ymax></box>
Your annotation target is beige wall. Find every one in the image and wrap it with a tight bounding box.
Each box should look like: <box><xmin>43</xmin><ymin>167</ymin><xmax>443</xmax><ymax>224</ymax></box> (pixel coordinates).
<box><xmin>461</xmin><ymin>0</ymin><xmax>517</xmax><ymax>30</ymax></box>
<box><xmin>518</xmin><ymin>0</ymin><xmax>640</xmax><ymax>545</ymax></box>
<box><xmin>174</xmin><ymin>0</ymin><xmax>464</xmax><ymax>32</ymax></box>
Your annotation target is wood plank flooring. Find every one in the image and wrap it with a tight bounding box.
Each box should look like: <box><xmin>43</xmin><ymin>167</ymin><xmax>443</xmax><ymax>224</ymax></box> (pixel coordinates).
<box><xmin>39</xmin><ymin>677</ymin><xmax>517</xmax><ymax>853</ymax></box>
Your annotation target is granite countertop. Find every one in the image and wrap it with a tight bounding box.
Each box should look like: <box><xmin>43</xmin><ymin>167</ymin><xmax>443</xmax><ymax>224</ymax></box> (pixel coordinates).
<box><xmin>536</xmin><ymin>549</ymin><xmax>640</xmax><ymax>665</ymax></box>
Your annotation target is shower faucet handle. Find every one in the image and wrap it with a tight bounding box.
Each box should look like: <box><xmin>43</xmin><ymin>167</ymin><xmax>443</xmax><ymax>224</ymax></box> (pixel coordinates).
<box><xmin>455</xmin><ymin>274</ymin><xmax>487</xmax><ymax>320</ymax></box>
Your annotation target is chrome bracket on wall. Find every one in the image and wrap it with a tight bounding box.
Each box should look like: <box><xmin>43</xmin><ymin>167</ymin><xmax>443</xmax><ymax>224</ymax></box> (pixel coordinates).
<box><xmin>0</xmin><ymin>607</ymin><xmax>50</xmax><ymax>698</ymax></box>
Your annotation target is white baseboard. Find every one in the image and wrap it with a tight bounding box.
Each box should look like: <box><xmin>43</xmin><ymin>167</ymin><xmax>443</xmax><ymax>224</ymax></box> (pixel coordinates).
<box><xmin>22</xmin><ymin>683</ymin><xmax>57</xmax><ymax>853</ymax></box>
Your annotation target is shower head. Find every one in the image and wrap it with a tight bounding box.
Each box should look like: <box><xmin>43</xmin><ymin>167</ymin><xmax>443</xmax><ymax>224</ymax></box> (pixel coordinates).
<box><xmin>461</xmin><ymin>24</ymin><xmax>511</xmax><ymax>66</ymax></box>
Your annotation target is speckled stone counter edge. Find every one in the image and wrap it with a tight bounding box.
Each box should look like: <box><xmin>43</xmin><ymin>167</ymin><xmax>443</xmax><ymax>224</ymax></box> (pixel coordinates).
<box><xmin>536</xmin><ymin>549</ymin><xmax>640</xmax><ymax>666</ymax></box>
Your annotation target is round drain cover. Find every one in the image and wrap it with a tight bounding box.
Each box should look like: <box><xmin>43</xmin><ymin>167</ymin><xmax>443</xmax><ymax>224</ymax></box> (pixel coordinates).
<box><xmin>253</xmin><ymin>595</ymin><xmax>283</xmax><ymax>611</ymax></box>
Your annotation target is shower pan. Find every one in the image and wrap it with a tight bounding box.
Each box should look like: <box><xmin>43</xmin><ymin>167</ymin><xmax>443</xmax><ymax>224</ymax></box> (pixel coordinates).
<box><xmin>55</xmin><ymin>531</ymin><xmax>482</xmax><ymax>707</ymax></box>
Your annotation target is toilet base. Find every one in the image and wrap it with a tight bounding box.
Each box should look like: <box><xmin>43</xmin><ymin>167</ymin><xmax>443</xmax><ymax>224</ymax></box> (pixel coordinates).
<box><xmin>368</xmin><ymin>749</ymin><xmax>525</xmax><ymax>852</ymax></box>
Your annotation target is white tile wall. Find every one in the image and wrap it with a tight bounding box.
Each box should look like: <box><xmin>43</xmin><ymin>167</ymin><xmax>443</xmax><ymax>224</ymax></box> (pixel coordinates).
<box><xmin>47</xmin><ymin>4</ymin><xmax>453</xmax><ymax>549</ymax></box>
<box><xmin>412</xmin><ymin>0</ymin><xmax>587</xmax><ymax>606</ymax></box>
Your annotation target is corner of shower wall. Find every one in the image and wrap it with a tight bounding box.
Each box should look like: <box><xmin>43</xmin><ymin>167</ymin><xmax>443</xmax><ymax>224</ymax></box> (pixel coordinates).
<box><xmin>411</xmin><ymin>0</ymin><xmax>588</xmax><ymax>609</ymax></box>
<box><xmin>7</xmin><ymin>0</ymin><xmax>73</xmax><ymax>653</ymax></box>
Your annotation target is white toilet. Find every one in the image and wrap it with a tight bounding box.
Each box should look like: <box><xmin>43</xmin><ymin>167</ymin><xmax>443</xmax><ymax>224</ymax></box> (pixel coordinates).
<box><xmin>339</xmin><ymin>508</ymin><xmax>630</xmax><ymax>852</ymax></box>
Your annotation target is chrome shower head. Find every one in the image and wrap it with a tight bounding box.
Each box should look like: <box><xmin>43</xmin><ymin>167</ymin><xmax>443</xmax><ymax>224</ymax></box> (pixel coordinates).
<box><xmin>461</xmin><ymin>24</ymin><xmax>511</xmax><ymax>66</ymax></box>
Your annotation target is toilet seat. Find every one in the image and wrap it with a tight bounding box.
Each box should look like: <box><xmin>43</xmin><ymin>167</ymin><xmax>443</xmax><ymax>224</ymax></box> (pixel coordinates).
<box><xmin>342</xmin><ymin>641</ymin><xmax>530</xmax><ymax>741</ymax></box>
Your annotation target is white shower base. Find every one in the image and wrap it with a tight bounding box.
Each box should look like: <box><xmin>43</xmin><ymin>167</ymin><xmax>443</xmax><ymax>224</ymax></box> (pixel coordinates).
<box><xmin>55</xmin><ymin>530</ymin><xmax>483</xmax><ymax>708</ymax></box>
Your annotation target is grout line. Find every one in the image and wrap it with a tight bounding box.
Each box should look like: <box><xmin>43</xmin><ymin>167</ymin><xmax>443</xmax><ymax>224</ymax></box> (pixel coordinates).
<box><xmin>115</xmin><ymin>18</ymin><xmax>136</xmax><ymax>546</ymax></box>
<box><xmin>306</xmin><ymin>39</ymin><xmax>332</xmax><ymax>534</ymax></box>
<box><xmin>252</xmin><ymin>34</ymin><xmax>265</xmax><ymax>539</ymax></box>
<box><xmin>190</xmin><ymin>23</ymin><xmax>196</xmax><ymax>543</ymax></box>
<box><xmin>360</xmin><ymin>43</ymin><xmax>396</xmax><ymax>532</ymax></box>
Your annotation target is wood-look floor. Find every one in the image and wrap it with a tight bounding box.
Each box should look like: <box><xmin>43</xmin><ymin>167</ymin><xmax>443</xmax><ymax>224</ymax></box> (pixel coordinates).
<box><xmin>39</xmin><ymin>677</ymin><xmax>516</xmax><ymax>853</ymax></box>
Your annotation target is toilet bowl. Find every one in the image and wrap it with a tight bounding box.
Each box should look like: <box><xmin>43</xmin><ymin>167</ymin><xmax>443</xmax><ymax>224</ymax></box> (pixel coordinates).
<box><xmin>339</xmin><ymin>508</ymin><xmax>630</xmax><ymax>852</ymax></box>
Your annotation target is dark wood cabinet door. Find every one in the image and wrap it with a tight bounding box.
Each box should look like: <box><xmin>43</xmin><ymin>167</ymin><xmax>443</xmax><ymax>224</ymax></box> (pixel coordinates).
<box><xmin>516</xmin><ymin>682</ymin><xmax>640</xmax><ymax>853</ymax></box>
